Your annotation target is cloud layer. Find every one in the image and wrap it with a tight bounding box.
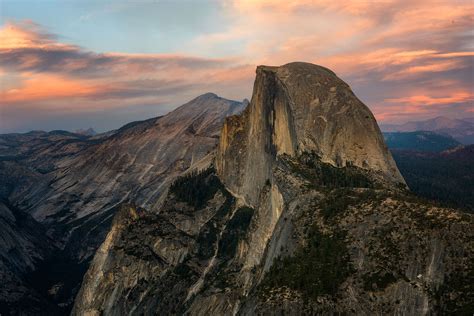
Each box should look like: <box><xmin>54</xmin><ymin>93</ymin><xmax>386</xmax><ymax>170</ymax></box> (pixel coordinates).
<box><xmin>0</xmin><ymin>21</ymin><xmax>254</xmax><ymax>131</ymax></box>
<box><xmin>1</xmin><ymin>0</ymin><xmax>473</xmax><ymax>132</ymax></box>
<box><xmin>197</xmin><ymin>0</ymin><xmax>474</xmax><ymax>122</ymax></box>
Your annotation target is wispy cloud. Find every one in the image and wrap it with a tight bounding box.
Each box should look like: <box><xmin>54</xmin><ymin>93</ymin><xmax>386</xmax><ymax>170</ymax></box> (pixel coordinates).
<box><xmin>386</xmin><ymin>92</ymin><xmax>474</xmax><ymax>106</ymax></box>
<box><xmin>0</xmin><ymin>22</ymin><xmax>234</xmax><ymax>78</ymax></box>
<box><xmin>188</xmin><ymin>0</ymin><xmax>473</xmax><ymax>122</ymax></box>
<box><xmin>0</xmin><ymin>21</ymin><xmax>253</xmax><ymax>132</ymax></box>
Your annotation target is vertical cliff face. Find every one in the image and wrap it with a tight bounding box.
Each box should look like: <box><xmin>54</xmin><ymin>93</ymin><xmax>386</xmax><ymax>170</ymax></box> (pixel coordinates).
<box><xmin>217</xmin><ymin>62</ymin><xmax>404</xmax><ymax>206</ymax></box>
<box><xmin>73</xmin><ymin>63</ymin><xmax>473</xmax><ymax>316</ymax></box>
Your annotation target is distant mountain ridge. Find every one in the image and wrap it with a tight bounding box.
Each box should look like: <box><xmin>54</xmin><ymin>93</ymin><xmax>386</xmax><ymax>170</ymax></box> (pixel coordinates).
<box><xmin>381</xmin><ymin>116</ymin><xmax>474</xmax><ymax>144</ymax></box>
<box><xmin>383</xmin><ymin>131</ymin><xmax>461</xmax><ymax>152</ymax></box>
<box><xmin>74</xmin><ymin>128</ymin><xmax>97</xmax><ymax>136</ymax></box>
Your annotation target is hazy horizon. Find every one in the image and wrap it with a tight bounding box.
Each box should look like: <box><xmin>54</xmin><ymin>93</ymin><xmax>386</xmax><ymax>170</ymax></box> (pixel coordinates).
<box><xmin>2</xmin><ymin>91</ymin><xmax>473</xmax><ymax>135</ymax></box>
<box><xmin>1</xmin><ymin>0</ymin><xmax>473</xmax><ymax>133</ymax></box>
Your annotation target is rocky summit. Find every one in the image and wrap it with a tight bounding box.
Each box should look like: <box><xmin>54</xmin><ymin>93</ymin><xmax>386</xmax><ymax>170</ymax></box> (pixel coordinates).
<box><xmin>217</xmin><ymin>62</ymin><xmax>405</xmax><ymax>207</ymax></box>
<box><xmin>71</xmin><ymin>63</ymin><xmax>473</xmax><ymax>315</ymax></box>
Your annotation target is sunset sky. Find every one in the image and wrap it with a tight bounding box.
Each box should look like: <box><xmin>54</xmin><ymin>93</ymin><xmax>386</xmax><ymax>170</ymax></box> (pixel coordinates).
<box><xmin>1</xmin><ymin>0</ymin><xmax>473</xmax><ymax>133</ymax></box>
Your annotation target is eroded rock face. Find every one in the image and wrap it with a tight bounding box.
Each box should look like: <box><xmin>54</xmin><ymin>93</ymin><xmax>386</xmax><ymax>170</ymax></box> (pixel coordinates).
<box><xmin>3</xmin><ymin>93</ymin><xmax>244</xmax><ymax>260</ymax></box>
<box><xmin>34</xmin><ymin>93</ymin><xmax>244</xmax><ymax>254</ymax></box>
<box><xmin>73</xmin><ymin>63</ymin><xmax>472</xmax><ymax>316</ymax></box>
<box><xmin>72</xmin><ymin>171</ymin><xmax>237</xmax><ymax>315</ymax></box>
<box><xmin>217</xmin><ymin>62</ymin><xmax>404</xmax><ymax>206</ymax></box>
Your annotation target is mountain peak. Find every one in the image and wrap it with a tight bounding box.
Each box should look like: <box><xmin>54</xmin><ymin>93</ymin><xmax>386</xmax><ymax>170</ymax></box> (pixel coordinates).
<box><xmin>217</xmin><ymin>62</ymin><xmax>404</xmax><ymax>205</ymax></box>
<box><xmin>193</xmin><ymin>92</ymin><xmax>220</xmax><ymax>100</ymax></box>
<box><xmin>258</xmin><ymin>62</ymin><xmax>338</xmax><ymax>77</ymax></box>
<box><xmin>168</xmin><ymin>93</ymin><xmax>243</xmax><ymax>120</ymax></box>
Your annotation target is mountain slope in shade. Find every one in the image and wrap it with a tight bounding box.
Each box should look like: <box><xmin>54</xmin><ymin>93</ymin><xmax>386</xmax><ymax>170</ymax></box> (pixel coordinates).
<box><xmin>0</xmin><ymin>201</ymin><xmax>57</xmax><ymax>315</ymax></box>
<box><xmin>392</xmin><ymin>145</ymin><xmax>474</xmax><ymax>213</ymax></box>
<box><xmin>73</xmin><ymin>63</ymin><xmax>473</xmax><ymax>315</ymax></box>
<box><xmin>383</xmin><ymin>131</ymin><xmax>461</xmax><ymax>152</ymax></box>
<box><xmin>381</xmin><ymin>116</ymin><xmax>474</xmax><ymax>144</ymax></box>
<box><xmin>0</xmin><ymin>93</ymin><xmax>245</xmax><ymax>312</ymax></box>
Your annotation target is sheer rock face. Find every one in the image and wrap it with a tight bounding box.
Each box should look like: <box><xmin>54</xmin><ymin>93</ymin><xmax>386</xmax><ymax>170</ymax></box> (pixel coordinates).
<box><xmin>217</xmin><ymin>62</ymin><xmax>404</xmax><ymax>206</ymax></box>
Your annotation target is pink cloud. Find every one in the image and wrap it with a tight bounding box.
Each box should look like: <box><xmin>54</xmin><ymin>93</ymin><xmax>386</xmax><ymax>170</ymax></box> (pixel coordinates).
<box><xmin>386</xmin><ymin>92</ymin><xmax>474</xmax><ymax>106</ymax></box>
<box><xmin>0</xmin><ymin>21</ymin><xmax>251</xmax><ymax>113</ymax></box>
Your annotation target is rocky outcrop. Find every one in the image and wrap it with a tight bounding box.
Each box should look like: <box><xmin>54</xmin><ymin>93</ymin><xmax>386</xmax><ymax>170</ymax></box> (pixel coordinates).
<box><xmin>72</xmin><ymin>171</ymin><xmax>237</xmax><ymax>315</ymax></box>
<box><xmin>241</xmin><ymin>164</ymin><xmax>474</xmax><ymax>315</ymax></box>
<box><xmin>217</xmin><ymin>62</ymin><xmax>404</xmax><ymax>206</ymax></box>
<box><xmin>73</xmin><ymin>63</ymin><xmax>473</xmax><ymax>315</ymax></box>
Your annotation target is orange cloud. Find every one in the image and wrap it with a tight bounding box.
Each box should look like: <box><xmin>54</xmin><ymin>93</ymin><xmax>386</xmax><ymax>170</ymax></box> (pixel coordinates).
<box><xmin>0</xmin><ymin>21</ymin><xmax>250</xmax><ymax>114</ymax></box>
<box><xmin>0</xmin><ymin>21</ymin><xmax>73</xmax><ymax>50</ymax></box>
<box><xmin>195</xmin><ymin>0</ymin><xmax>473</xmax><ymax>84</ymax></box>
<box><xmin>386</xmin><ymin>92</ymin><xmax>474</xmax><ymax>106</ymax></box>
<box><xmin>1</xmin><ymin>73</ymin><xmax>101</xmax><ymax>103</ymax></box>
<box><xmin>382</xmin><ymin>60</ymin><xmax>463</xmax><ymax>80</ymax></box>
